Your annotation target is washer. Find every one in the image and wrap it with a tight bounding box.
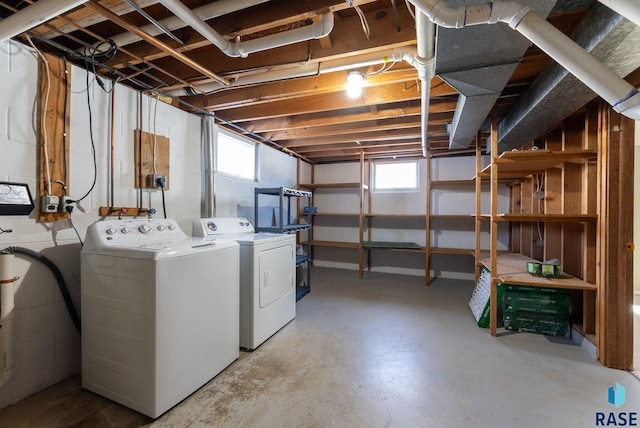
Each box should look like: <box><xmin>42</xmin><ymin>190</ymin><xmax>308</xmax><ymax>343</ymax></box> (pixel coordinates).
<box><xmin>81</xmin><ymin>219</ymin><xmax>239</xmax><ymax>418</ymax></box>
<box><xmin>193</xmin><ymin>217</ymin><xmax>295</xmax><ymax>350</ymax></box>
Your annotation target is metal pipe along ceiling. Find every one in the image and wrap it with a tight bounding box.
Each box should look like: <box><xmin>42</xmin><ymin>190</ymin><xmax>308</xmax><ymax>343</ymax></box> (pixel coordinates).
<box><xmin>408</xmin><ymin>0</ymin><xmax>640</xmax><ymax>122</ymax></box>
<box><xmin>0</xmin><ymin>0</ymin><xmax>89</xmax><ymax>42</ymax></box>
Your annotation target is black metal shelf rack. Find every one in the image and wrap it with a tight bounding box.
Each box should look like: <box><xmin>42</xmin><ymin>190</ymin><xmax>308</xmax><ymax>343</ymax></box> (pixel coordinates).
<box><xmin>254</xmin><ymin>187</ymin><xmax>312</xmax><ymax>301</ymax></box>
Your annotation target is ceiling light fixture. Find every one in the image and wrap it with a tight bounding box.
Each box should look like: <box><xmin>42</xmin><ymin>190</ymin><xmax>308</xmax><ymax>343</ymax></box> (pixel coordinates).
<box><xmin>346</xmin><ymin>71</ymin><xmax>365</xmax><ymax>98</ymax></box>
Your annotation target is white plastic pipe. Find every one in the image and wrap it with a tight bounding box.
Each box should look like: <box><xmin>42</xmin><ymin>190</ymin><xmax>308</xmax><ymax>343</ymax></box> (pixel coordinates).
<box><xmin>511</xmin><ymin>10</ymin><xmax>640</xmax><ymax>118</ymax></box>
<box><xmin>157</xmin><ymin>0</ymin><xmax>334</xmax><ymax>58</ymax></box>
<box><xmin>409</xmin><ymin>0</ymin><xmax>640</xmax><ymax>121</ymax></box>
<box><xmin>416</xmin><ymin>11</ymin><xmax>436</xmax><ymax>157</ymax></box>
<box><xmin>168</xmin><ymin>47</ymin><xmax>419</xmax><ymax>96</ymax></box>
<box><xmin>598</xmin><ymin>0</ymin><xmax>640</xmax><ymax>28</ymax></box>
<box><xmin>0</xmin><ymin>0</ymin><xmax>89</xmax><ymax>42</ymax></box>
<box><xmin>0</xmin><ymin>253</ymin><xmax>15</xmax><ymax>388</ymax></box>
<box><xmin>108</xmin><ymin>0</ymin><xmax>269</xmax><ymax>48</ymax></box>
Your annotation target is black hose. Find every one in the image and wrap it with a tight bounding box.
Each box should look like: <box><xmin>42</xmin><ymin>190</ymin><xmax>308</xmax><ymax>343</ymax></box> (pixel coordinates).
<box><xmin>2</xmin><ymin>247</ymin><xmax>81</xmax><ymax>334</ymax></box>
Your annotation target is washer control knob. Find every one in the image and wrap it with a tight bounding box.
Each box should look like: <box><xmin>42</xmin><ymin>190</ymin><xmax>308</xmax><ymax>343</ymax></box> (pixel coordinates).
<box><xmin>121</xmin><ymin>227</ymin><xmax>130</xmax><ymax>234</ymax></box>
<box><xmin>138</xmin><ymin>224</ymin><xmax>152</xmax><ymax>234</ymax></box>
<box><xmin>106</xmin><ymin>227</ymin><xmax>117</xmax><ymax>235</ymax></box>
<box><xmin>167</xmin><ymin>224</ymin><xmax>176</xmax><ymax>231</ymax></box>
<box><xmin>206</xmin><ymin>221</ymin><xmax>217</xmax><ymax>231</ymax></box>
<box><xmin>157</xmin><ymin>225</ymin><xmax>166</xmax><ymax>231</ymax></box>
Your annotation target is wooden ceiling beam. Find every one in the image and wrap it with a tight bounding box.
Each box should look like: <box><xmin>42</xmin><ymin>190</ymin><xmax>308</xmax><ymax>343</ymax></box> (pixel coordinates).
<box><xmin>266</xmin><ymin>116</ymin><xmax>423</xmax><ymax>141</ymax></box>
<box><xmin>188</xmin><ymin>67</ymin><xmax>420</xmax><ymax>111</ymax></box>
<box><xmin>212</xmin><ymin>82</ymin><xmax>435</xmax><ymax>121</ymax></box>
<box><xmin>243</xmin><ymin>103</ymin><xmax>455</xmax><ymax>133</ymax></box>
<box><xmin>83</xmin><ymin>0</ymin><xmax>229</xmax><ymax>86</ymax></box>
<box><xmin>123</xmin><ymin>3</ymin><xmax>416</xmax><ymax>82</ymax></box>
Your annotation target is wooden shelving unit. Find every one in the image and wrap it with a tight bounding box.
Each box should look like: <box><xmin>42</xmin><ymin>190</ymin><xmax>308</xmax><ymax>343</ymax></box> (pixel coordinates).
<box><xmin>426</xmin><ymin>154</ymin><xmax>478</xmax><ymax>283</ymax></box>
<box><xmin>476</xmin><ymin>118</ymin><xmax>598</xmax><ymax>339</ymax></box>
<box><xmin>299</xmin><ymin>152</ymin><xmax>368</xmax><ymax>277</ymax></box>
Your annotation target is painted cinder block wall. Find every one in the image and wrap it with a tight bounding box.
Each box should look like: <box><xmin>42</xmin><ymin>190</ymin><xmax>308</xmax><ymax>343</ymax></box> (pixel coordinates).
<box><xmin>310</xmin><ymin>157</ymin><xmax>510</xmax><ymax>278</ymax></box>
<box><xmin>0</xmin><ymin>40</ymin><xmax>299</xmax><ymax>409</ymax></box>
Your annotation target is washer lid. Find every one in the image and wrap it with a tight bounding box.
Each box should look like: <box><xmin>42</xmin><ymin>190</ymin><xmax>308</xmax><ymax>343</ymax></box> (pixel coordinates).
<box><xmin>83</xmin><ymin>237</ymin><xmax>238</xmax><ymax>260</ymax></box>
<box><xmin>83</xmin><ymin>219</ymin><xmax>238</xmax><ymax>259</ymax></box>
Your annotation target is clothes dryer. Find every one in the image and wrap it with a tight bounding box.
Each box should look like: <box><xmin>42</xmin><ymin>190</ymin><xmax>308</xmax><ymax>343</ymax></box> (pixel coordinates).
<box><xmin>193</xmin><ymin>217</ymin><xmax>295</xmax><ymax>350</ymax></box>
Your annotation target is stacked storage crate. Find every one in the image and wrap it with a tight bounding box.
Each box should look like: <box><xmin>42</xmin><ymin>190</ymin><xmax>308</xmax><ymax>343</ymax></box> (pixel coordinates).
<box><xmin>502</xmin><ymin>284</ymin><xmax>572</xmax><ymax>337</ymax></box>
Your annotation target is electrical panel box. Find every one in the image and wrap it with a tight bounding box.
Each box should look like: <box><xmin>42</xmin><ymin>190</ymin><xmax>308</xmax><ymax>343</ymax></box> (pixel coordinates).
<box><xmin>0</xmin><ymin>182</ymin><xmax>35</xmax><ymax>215</ymax></box>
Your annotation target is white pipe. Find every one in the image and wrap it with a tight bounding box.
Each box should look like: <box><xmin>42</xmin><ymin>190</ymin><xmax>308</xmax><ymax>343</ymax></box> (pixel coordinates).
<box><xmin>409</xmin><ymin>0</ymin><xmax>640</xmax><ymax>121</ymax></box>
<box><xmin>232</xmin><ymin>13</ymin><xmax>334</xmax><ymax>58</ymax></box>
<box><xmin>40</xmin><ymin>0</ymin><xmax>160</xmax><ymax>39</ymax></box>
<box><xmin>511</xmin><ymin>10</ymin><xmax>640</xmax><ymax>117</ymax></box>
<box><xmin>0</xmin><ymin>0</ymin><xmax>89</xmax><ymax>42</ymax></box>
<box><xmin>168</xmin><ymin>47</ymin><xmax>419</xmax><ymax>97</ymax></box>
<box><xmin>157</xmin><ymin>0</ymin><xmax>334</xmax><ymax>58</ymax></box>
<box><xmin>0</xmin><ymin>253</ymin><xmax>15</xmax><ymax>388</ymax></box>
<box><xmin>107</xmin><ymin>0</ymin><xmax>269</xmax><ymax>48</ymax></box>
<box><xmin>416</xmin><ymin>11</ymin><xmax>436</xmax><ymax>157</ymax></box>
<box><xmin>598</xmin><ymin>0</ymin><xmax>640</xmax><ymax>28</ymax></box>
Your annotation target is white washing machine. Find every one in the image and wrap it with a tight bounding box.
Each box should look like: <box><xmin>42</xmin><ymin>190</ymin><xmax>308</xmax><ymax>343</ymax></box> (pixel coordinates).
<box><xmin>81</xmin><ymin>219</ymin><xmax>239</xmax><ymax>418</ymax></box>
<box><xmin>193</xmin><ymin>217</ymin><xmax>295</xmax><ymax>350</ymax></box>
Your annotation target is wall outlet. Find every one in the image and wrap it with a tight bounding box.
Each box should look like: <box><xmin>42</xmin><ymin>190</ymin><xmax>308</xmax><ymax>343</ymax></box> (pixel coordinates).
<box><xmin>146</xmin><ymin>174</ymin><xmax>166</xmax><ymax>189</ymax></box>
<box><xmin>41</xmin><ymin>195</ymin><xmax>59</xmax><ymax>213</ymax></box>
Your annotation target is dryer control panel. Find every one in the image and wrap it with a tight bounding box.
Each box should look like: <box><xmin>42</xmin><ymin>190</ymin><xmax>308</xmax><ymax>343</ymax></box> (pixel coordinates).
<box><xmin>193</xmin><ymin>217</ymin><xmax>255</xmax><ymax>236</ymax></box>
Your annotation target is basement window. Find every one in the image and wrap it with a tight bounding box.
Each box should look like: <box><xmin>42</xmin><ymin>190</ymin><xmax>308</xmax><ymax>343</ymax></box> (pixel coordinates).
<box><xmin>216</xmin><ymin>129</ymin><xmax>256</xmax><ymax>181</ymax></box>
<box><xmin>372</xmin><ymin>161</ymin><xmax>419</xmax><ymax>191</ymax></box>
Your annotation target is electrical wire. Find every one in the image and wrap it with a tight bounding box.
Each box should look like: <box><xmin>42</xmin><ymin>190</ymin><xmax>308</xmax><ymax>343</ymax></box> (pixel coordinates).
<box><xmin>352</xmin><ymin>5</ymin><xmax>371</xmax><ymax>40</ymax></box>
<box><xmin>72</xmin><ymin>65</ymin><xmax>98</xmax><ymax>206</ymax></box>
<box><xmin>405</xmin><ymin>0</ymin><xmax>416</xmax><ymax>20</ymax></box>
<box><xmin>160</xmin><ymin>184</ymin><xmax>167</xmax><ymax>219</ymax></box>
<box><xmin>67</xmin><ymin>213</ymin><xmax>84</xmax><ymax>246</ymax></box>
<box><xmin>83</xmin><ymin>39</ymin><xmax>119</xmax><ymax>93</ymax></box>
<box><xmin>25</xmin><ymin>35</ymin><xmax>52</xmax><ymax>195</ymax></box>
<box><xmin>152</xmin><ymin>94</ymin><xmax>159</xmax><ymax>174</ymax></box>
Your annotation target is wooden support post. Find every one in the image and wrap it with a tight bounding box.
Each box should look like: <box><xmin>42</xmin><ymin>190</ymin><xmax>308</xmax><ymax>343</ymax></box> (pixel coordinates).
<box><xmin>474</xmin><ymin>134</ymin><xmax>482</xmax><ymax>282</ymax></box>
<box><xmin>38</xmin><ymin>54</ymin><xmax>71</xmax><ymax>222</ymax></box>
<box><xmin>489</xmin><ymin>118</ymin><xmax>499</xmax><ymax>337</ymax></box>
<box><xmin>425</xmin><ymin>153</ymin><xmax>431</xmax><ymax>285</ymax></box>
<box><xmin>596</xmin><ymin>102</ymin><xmax>635</xmax><ymax>369</ymax></box>
<box><xmin>358</xmin><ymin>151</ymin><xmax>365</xmax><ymax>279</ymax></box>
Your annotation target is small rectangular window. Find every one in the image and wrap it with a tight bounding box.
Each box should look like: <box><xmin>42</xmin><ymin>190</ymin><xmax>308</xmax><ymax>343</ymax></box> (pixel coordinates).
<box><xmin>373</xmin><ymin>161</ymin><xmax>418</xmax><ymax>191</ymax></box>
<box><xmin>216</xmin><ymin>129</ymin><xmax>256</xmax><ymax>181</ymax></box>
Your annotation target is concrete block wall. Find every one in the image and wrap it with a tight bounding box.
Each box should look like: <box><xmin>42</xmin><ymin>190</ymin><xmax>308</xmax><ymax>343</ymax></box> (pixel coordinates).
<box><xmin>213</xmin><ymin>143</ymin><xmax>300</xmax><ymax>222</ymax></box>
<box><xmin>0</xmin><ymin>39</ymin><xmax>297</xmax><ymax>409</ymax></box>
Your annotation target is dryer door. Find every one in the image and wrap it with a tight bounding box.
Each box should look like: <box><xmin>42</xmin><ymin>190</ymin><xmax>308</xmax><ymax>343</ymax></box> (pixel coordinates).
<box><xmin>259</xmin><ymin>243</ymin><xmax>294</xmax><ymax>308</ymax></box>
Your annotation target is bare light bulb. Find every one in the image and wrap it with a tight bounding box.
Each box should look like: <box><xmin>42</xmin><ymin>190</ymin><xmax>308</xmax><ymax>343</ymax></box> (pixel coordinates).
<box><xmin>346</xmin><ymin>71</ymin><xmax>364</xmax><ymax>98</ymax></box>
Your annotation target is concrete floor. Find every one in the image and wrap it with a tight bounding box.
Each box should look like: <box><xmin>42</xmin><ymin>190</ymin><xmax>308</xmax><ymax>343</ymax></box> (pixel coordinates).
<box><xmin>1</xmin><ymin>267</ymin><xmax>639</xmax><ymax>427</ymax></box>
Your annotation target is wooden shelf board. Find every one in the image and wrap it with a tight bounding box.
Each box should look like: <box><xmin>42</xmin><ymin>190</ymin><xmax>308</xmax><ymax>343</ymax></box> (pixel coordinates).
<box><xmin>362</xmin><ymin>241</ymin><xmax>423</xmax><ymax>250</ymax></box>
<box><xmin>430</xmin><ymin>180</ymin><xmax>476</xmax><ymax>188</ymax></box>
<box><xmin>364</xmin><ymin>213</ymin><xmax>425</xmax><ymax>218</ymax></box>
<box><xmin>300</xmin><ymin>182</ymin><xmax>368</xmax><ymax>190</ymax></box>
<box><xmin>429</xmin><ymin>247</ymin><xmax>475</xmax><ymax>255</ymax></box>
<box><xmin>479</xmin><ymin>252</ymin><xmax>596</xmax><ymax>291</ymax></box>
<box><xmin>430</xmin><ymin>214</ymin><xmax>475</xmax><ymax>219</ymax></box>
<box><xmin>491</xmin><ymin>213</ymin><xmax>597</xmax><ymax>223</ymax></box>
<box><xmin>309</xmin><ymin>240</ymin><xmax>360</xmax><ymax>249</ymax></box>
<box><xmin>478</xmin><ymin>149</ymin><xmax>596</xmax><ymax>178</ymax></box>
<box><xmin>300</xmin><ymin>212</ymin><xmax>359</xmax><ymax>217</ymax></box>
